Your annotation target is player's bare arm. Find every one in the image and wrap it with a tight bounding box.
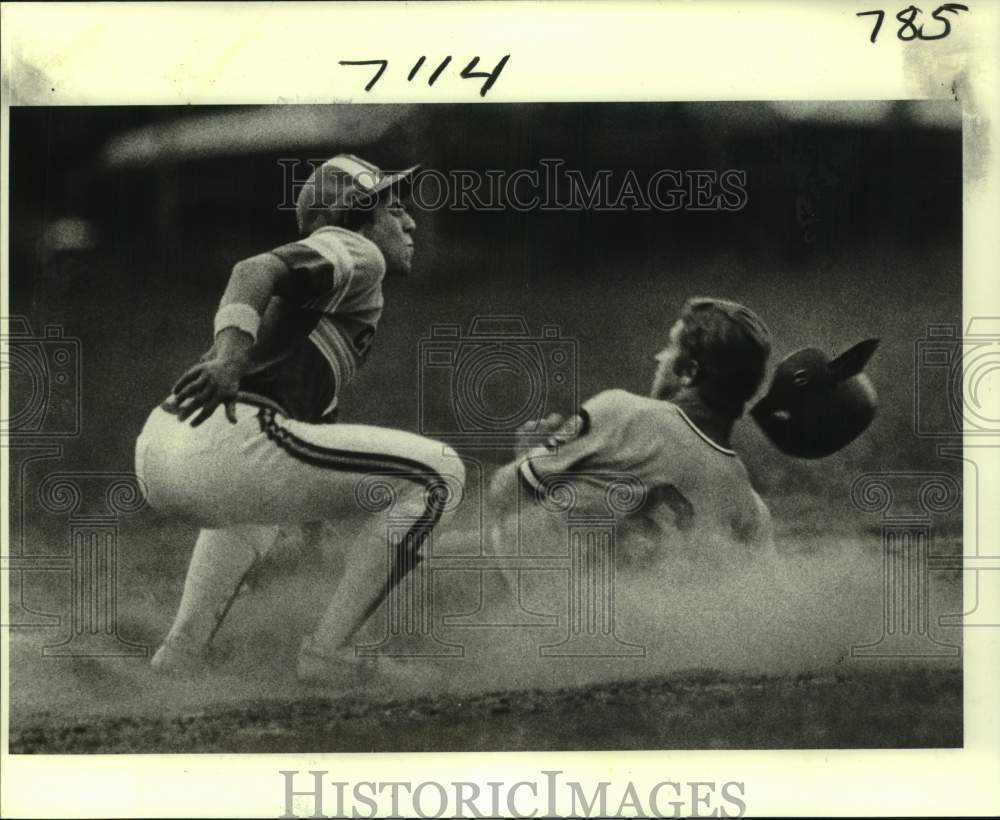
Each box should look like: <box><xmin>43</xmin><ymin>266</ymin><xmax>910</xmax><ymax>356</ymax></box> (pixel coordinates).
<box><xmin>168</xmin><ymin>252</ymin><xmax>290</xmax><ymax>426</ymax></box>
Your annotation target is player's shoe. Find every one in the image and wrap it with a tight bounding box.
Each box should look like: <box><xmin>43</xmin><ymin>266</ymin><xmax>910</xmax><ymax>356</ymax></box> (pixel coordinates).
<box><xmin>150</xmin><ymin>634</ymin><xmax>214</xmax><ymax>676</ymax></box>
<box><xmin>296</xmin><ymin>635</ymin><xmax>377</xmax><ymax>687</ymax></box>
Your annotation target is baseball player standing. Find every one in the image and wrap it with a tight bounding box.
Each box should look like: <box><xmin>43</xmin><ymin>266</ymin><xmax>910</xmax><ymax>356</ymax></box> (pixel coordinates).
<box><xmin>489</xmin><ymin>298</ymin><xmax>775</xmax><ymax>567</ymax></box>
<box><xmin>135</xmin><ymin>155</ymin><xmax>465</xmax><ymax>682</ymax></box>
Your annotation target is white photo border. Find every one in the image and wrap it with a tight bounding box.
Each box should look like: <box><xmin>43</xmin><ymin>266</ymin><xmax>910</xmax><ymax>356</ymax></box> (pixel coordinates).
<box><xmin>1</xmin><ymin>1</ymin><xmax>998</xmax><ymax>817</ymax></box>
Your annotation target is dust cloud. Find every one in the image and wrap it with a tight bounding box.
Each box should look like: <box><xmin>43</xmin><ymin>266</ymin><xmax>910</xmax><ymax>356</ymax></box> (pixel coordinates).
<box><xmin>9</xmin><ymin>522</ymin><xmax>960</xmax><ymax>724</ymax></box>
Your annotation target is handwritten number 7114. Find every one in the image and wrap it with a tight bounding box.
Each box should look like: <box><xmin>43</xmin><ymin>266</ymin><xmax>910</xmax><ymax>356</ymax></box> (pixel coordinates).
<box><xmin>858</xmin><ymin>4</ymin><xmax>969</xmax><ymax>42</ymax></box>
<box><xmin>339</xmin><ymin>55</ymin><xmax>511</xmax><ymax>97</ymax></box>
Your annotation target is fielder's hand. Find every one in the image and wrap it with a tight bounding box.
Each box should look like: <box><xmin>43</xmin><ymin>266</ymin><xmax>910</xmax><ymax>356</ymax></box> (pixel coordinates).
<box><xmin>514</xmin><ymin>412</ymin><xmax>565</xmax><ymax>458</ymax></box>
<box><xmin>168</xmin><ymin>355</ymin><xmax>243</xmax><ymax>427</ymax></box>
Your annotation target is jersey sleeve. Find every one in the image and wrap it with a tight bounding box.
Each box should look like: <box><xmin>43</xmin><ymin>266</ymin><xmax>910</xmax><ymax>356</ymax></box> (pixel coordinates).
<box><xmin>518</xmin><ymin>389</ymin><xmax>626</xmax><ymax>494</ymax></box>
<box><xmin>268</xmin><ymin>240</ymin><xmax>348</xmax><ymax>304</ymax></box>
<box><xmin>268</xmin><ymin>229</ymin><xmax>385</xmax><ymax>307</ymax></box>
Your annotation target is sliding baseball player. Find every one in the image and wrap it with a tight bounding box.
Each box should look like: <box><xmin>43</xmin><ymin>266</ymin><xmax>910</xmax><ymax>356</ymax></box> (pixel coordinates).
<box><xmin>489</xmin><ymin>298</ymin><xmax>776</xmax><ymax>565</ymax></box>
<box><xmin>489</xmin><ymin>296</ymin><xmax>878</xmax><ymax>569</ymax></box>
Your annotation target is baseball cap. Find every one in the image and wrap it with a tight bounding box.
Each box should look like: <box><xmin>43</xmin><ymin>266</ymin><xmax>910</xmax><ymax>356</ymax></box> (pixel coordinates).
<box><xmin>295</xmin><ymin>154</ymin><xmax>421</xmax><ymax>235</ymax></box>
<box><xmin>684</xmin><ymin>297</ymin><xmax>772</xmax><ymax>356</ymax></box>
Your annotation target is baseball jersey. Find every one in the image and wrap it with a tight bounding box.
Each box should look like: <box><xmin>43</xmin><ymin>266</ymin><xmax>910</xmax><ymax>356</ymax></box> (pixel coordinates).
<box><xmin>238</xmin><ymin>226</ymin><xmax>386</xmax><ymax>423</ymax></box>
<box><xmin>518</xmin><ymin>389</ymin><xmax>773</xmax><ymax>560</ymax></box>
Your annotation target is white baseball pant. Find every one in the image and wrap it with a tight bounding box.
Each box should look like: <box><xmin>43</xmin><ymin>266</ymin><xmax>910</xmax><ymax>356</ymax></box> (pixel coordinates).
<box><xmin>134</xmin><ymin>396</ymin><xmax>465</xmax><ymax>656</ymax></box>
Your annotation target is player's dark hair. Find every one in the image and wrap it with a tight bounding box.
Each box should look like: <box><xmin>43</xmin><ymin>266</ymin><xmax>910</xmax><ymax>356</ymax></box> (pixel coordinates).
<box><xmin>342</xmin><ymin>204</ymin><xmax>379</xmax><ymax>233</ymax></box>
<box><xmin>675</xmin><ymin>299</ymin><xmax>771</xmax><ymax>418</ymax></box>
<box><xmin>296</xmin><ymin>162</ymin><xmax>381</xmax><ymax>237</ymax></box>
<box><xmin>296</xmin><ymin>192</ymin><xmax>380</xmax><ymax>236</ymax></box>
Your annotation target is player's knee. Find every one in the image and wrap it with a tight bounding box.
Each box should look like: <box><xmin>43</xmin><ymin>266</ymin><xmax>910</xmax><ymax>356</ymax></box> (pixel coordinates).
<box><xmin>429</xmin><ymin>445</ymin><xmax>465</xmax><ymax>514</ymax></box>
<box><xmin>388</xmin><ymin>443</ymin><xmax>466</xmax><ymax>519</ymax></box>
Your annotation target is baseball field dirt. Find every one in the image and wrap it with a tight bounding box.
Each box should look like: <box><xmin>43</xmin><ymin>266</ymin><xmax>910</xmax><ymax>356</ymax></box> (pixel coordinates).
<box><xmin>11</xmin><ymin>666</ymin><xmax>961</xmax><ymax>753</ymax></box>
<box><xmin>8</xmin><ymin>508</ymin><xmax>963</xmax><ymax>754</ymax></box>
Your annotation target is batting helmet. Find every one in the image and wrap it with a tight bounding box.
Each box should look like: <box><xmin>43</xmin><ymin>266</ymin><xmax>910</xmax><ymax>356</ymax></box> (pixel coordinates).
<box><xmin>751</xmin><ymin>338</ymin><xmax>879</xmax><ymax>458</ymax></box>
<box><xmin>295</xmin><ymin>154</ymin><xmax>420</xmax><ymax>236</ymax></box>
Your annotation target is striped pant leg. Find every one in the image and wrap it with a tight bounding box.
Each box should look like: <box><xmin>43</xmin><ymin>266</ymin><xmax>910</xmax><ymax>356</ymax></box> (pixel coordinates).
<box><xmin>137</xmin><ymin>405</ymin><xmax>287</xmax><ymax>648</ymax></box>
<box><xmin>264</xmin><ymin>409</ymin><xmax>466</xmax><ymax>651</ymax></box>
<box><xmin>137</xmin><ymin>403</ymin><xmax>466</xmax><ymax>651</ymax></box>
<box><xmin>137</xmin><ymin>404</ymin><xmax>465</xmax><ymax>525</ymax></box>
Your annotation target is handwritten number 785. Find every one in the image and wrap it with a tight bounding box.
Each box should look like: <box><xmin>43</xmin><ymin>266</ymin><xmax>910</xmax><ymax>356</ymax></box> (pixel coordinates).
<box><xmin>858</xmin><ymin>4</ymin><xmax>969</xmax><ymax>42</ymax></box>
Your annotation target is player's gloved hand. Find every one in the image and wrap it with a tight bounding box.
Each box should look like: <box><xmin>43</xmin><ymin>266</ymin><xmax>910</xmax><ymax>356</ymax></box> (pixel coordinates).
<box><xmin>514</xmin><ymin>413</ymin><xmax>565</xmax><ymax>458</ymax></box>
<box><xmin>168</xmin><ymin>355</ymin><xmax>244</xmax><ymax>427</ymax></box>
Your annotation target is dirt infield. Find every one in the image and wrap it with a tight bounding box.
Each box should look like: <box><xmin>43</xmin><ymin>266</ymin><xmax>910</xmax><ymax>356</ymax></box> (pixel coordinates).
<box><xmin>7</xmin><ymin>511</ymin><xmax>964</xmax><ymax>754</ymax></box>
<box><xmin>11</xmin><ymin>667</ymin><xmax>960</xmax><ymax>753</ymax></box>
